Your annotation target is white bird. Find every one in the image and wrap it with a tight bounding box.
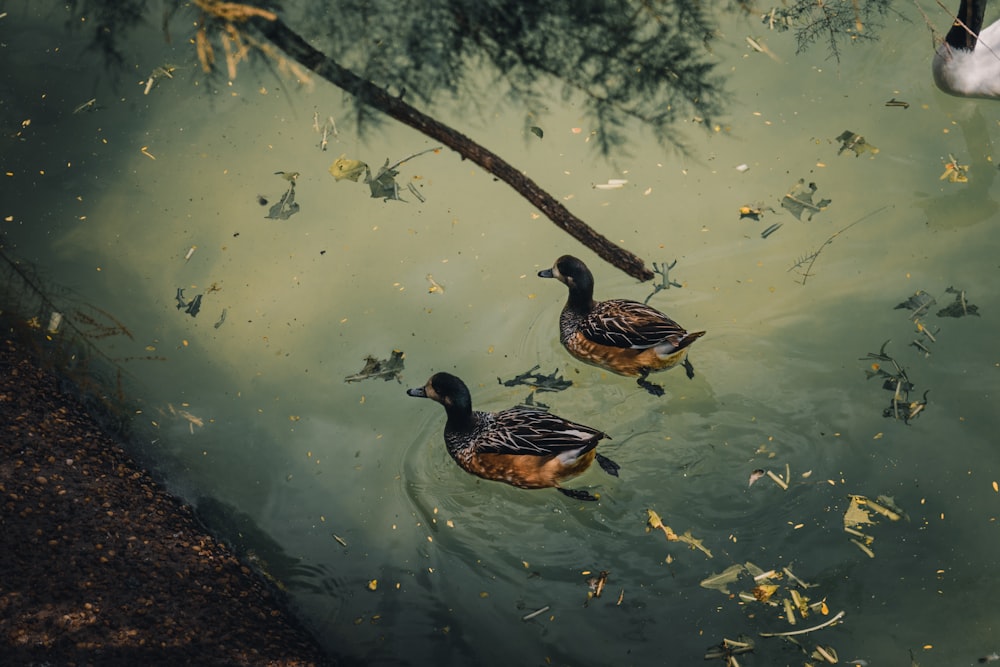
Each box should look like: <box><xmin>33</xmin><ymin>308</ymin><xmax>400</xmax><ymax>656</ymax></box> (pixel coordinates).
<box><xmin>932</xmin><ymin>0</ymin><xmax>1000</xmax><ymax>98</ymax></box>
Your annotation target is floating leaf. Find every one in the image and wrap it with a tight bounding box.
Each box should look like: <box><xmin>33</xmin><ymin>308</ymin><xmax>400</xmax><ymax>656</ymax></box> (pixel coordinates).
<box><xmin>174</xmin><ymin>288</ymin><xmax>203</xmax><ymax>318</ymax></box>
<box><xmin>936</xmin><ymin>286</ymin><xmax>979</xmax><ymax>317</ymax></box>
<box><xmin>895</xmin><ymin>290</ymin><xmax>937</xmax><ymax>319</ymax></box>
<box><xmin>781</xmin><ymin>178</ymin><xmax>831</xmax><ymax>221</ymax></box>
<box><xmin>739</xmin><ymin>204</ymin><xmax>766</xmax><ymax>221</ymax></box>
<box><xmin>265</xmin><ymin>184</ymin><xmax>300</xmax><ymax>220</ymax></box>
<box><xmin>835</xmin><ymin>130</ymin><xmax>878</xmax><ymax>157</ymax></box>
<box><xmin>700</xmin><ymin>564</ymin><xmax>745</xmax><ymax>594</ymax></box>
<box><xmin>529</xmin><ymin>125</ymin><xmax>544</xmax><ymax>139</ymax></box>
<box><xmin>344</xmin><ymin>350</ymin><xmax>405</xmax><ymax>383</ymax></box>
<box><xmin>498</xmin><ymin>365</ymin><xmax>572</xmax><ymax>393</ymax></box>
<box><xmin>843</xmin><ymin>496</ymin><xmax>874</xmax><ymax>528</ymax></box>
<box><xmin>367</xmin><ymin>158</ymin><xmax>402</xmax><ymax>200</ymax></box>
<box><xmin>752</xmin><ymin>584</ymin><xmax>779</xmax><ymax>602</ymax></box>
<box><xmin>329</xmin><ymin>155</ymin><xmax>368</xmax><ymax>182</ymax></box>
<box><xmin>678</xmin><ymin>530</ymin><xmax>713</xmax><ymax>558</ymax></box>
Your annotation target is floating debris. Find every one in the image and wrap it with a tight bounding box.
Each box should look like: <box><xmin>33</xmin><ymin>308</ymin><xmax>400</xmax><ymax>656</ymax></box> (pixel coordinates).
<box><xmin>593</xmin><ymin>178</ymin><xmax>628</xmax><ymax>190</ymax></box>
<box><xmin>700</xmin><ymin>564</ymin><xmax>744</xmax><ymax>594</ymax></box>
<box><xmin>529</xmin><ymin>126</ymin><xmax>544</xmax><ymax>139</ymax></box>
<box><xmin>313</xmin><ymin>113</ymin><xmax>338</xmax><ymax>151</ymax></box>
<box><xmin>643</xmin><ymin>259</ymin><xmax>683</xmax><ymax>304</ymax></box>
<box><xmin>788</xmin><ymin>206</ymin><xmax>885</xmax><ymax>284</ymax></box>
<box><xmin>521</xmin><ymin>605</ymin><xmax>550</xmax><ymax>621</ymax></box>
<box><xmin>72</xmin><ymin>98</ymin><xmax>98</xmax><ymax>114</ymax></box>
<box><xmin>426</xmin><ymin>274</ymin><xmax>445</xmax><ymax>294</ymax></box>
<box><xmin>940</xmin><ymin>154</ymin><xmax>969</xmax><ymax>183</ymax></box>
<box><xmin>498</xmin><ymin>365</ymin><xmax>572</xmax><ymax>393</ymax></box>
<box><xmin>46</xmin><ymin>311</ymin><xmax>63</xmax><ymax>334</ymax></box>
<box><xmin>843</xmin><ymin>494</ymin><xmax>906</xmax><ymax>558</ymax></box>
<box><xmin>213</xmin><ymin>308</ymin><xmax>227</xmax><ymax>329</ymax></box>
<box><xmin>895</xmin><ymin>290</ymin><xmax>937</xmax><ymax>320</ymax></box>
<box><xmin>344</xmin><ymin>350</ymin><xmax>405</xmax><ymax>383</ymax></box>
<box><xmin>174</xmin><ymin>288</ymin><xmax>202</xmax><ymax>318</ymax></box>
<box><xmin>748</xmin><ymin>468</ymin><xmax>766</xmax><ymax>487</ymax></box>
<box><xmin>860</xmin><ymin>340</ymin><xmax>927</xmax><ymax>423</ymax></box>
<box><xmin>143</xmin><ymin>63</ymin><xmax>178</xmax><ymax>95</ymax></box>
<box><xmin>265</xmin><ymin>180</ymin><xmax>300</xmax><ymax>220</ymax></box>
<box><xmin>885</xmin><ymin>98</ymin><xmax>910</xmax><ymax>109</ymax></box>
<box><xmin>704</xmin><ymin>636</ymin><xmax>755</xmax><ymax>663</ymax></box>
<box><xmin>937</xmin><ymin>286</ymin><xmax>979</xmax><ymax>317</ymax></box>
<box><xmin>407</xmin><ymin>181</ymin><xmax>426</xmax><ymax>202</ymax></box>
<box><xmin>585</xmin><ymin>570</ymin><xmax>609</xmax><ymax>601</ymax></box>
<box><xmin>759</xmin><ymin>611</ymin><xmax>846</xmax><ymax>637</ymax></box>
<box><xmin>329</xmin><ymin>155</ymin><xmax>368</xmax><ymax>182</ymax></box>
<box><xmin>781</xmin><ymin>179</ymin><xmax>831</xmax><ymax>221</ymax></box>
<box><xmin>835</xmin><ymin>130</ymin><xmax>879</xmax><ymax>157</ymax></box>
<box><xmin>329</xmin><ymin>148</ymin><xmax>439</xmax><ymax>201</ymax></box>
<box><xmin>739</xmin><ymin>203</ymin><xmax>773</xmax><ymax>221</ymax></box>
<box><xmin>646</xmin><ymin>509</ymin><xmax>712</xmax><ymax>558</ymax></box>
<box><xmin>761</xmin><ymin>222</ymin><xmax>783</xmax><ymax>239</ymax></box>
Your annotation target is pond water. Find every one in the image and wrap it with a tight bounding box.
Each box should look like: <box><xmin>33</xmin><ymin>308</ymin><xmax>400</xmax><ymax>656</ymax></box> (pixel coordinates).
<box><xmin>2</xmin><ymin>2</ymin><xmax>999</xmax><ymax>665</ymax></box>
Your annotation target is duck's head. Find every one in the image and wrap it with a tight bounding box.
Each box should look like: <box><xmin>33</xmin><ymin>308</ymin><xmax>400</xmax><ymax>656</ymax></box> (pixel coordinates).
<box><xmin>407</xmin><ymin>372</ymin><xmax>473</xmax><ymax>414</ymax></box>
<box><xmin>538</xmin><ymin>255</ymin><xmax>595</xmax><ymax>303</ymax></box>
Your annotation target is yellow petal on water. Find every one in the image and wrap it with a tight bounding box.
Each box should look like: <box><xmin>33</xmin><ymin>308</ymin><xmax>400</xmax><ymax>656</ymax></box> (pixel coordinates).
<box><xmin>993</xmin><ymin>481</ymin><xmax>998</xmax><ymax>493</ymax></box>
<box><xmin>367</xmin><ymin>579</ymin><xmax>378</xmax><ymax>591</ymax></box>
<box><xmin>751</xmin><ymin>583</ymin><xmax>779</xmax><ymax>602</ymax></box>
<box><xmin>844</xmin><ymin>496</ymin><xmax>874</xmax><ymax>528</ymax></box>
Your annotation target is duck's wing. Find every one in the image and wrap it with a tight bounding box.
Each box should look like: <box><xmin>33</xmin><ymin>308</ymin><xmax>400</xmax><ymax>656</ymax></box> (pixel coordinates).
<box><xmin>582</xmin><ymin>299</ymin><xmax>690</xmax><ymax>350</ymax></box>
<box><xmin>475</xmin><ymin>407</ymin><xmax>605</xmax><ymax>457</ymax></box>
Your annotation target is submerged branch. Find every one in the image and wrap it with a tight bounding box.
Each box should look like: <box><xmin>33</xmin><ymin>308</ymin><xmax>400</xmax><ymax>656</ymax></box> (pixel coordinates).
<box><xmin>247</xmin><ymin>14</ymin><xmax>654</xmax><ymax>281</ymax></box>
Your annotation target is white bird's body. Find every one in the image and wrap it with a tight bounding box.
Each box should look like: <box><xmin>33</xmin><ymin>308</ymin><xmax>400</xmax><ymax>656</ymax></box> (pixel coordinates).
<box><xmin>933</xmin><ymin>0</ymin><xmax>1000</xmax><ymax>99</ymax></box>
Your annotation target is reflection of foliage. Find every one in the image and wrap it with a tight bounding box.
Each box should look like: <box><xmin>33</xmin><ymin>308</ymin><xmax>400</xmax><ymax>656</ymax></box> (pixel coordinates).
<box><xmin>69</xmin><ymin>0</ymin><xmax>754</xmax><ymax>155</ymax></box>
<box><xmin>65</xmin><ymin>0</ymin><xmax>150</xmax><ymax>69</ymax></box>
<box><xmin>761</xmin><ymin>0</ymin><xmax>896</xmax><ymax>61</ymax></box>
<box><xmin>303</xmin><ymin>0</ymin><xmax>745</xmax><ymax>153</ymax></box>
<box><xmin>0</xmin><ymin>248</ymin><xmax>164</xmax><ymax>427</ymax></box>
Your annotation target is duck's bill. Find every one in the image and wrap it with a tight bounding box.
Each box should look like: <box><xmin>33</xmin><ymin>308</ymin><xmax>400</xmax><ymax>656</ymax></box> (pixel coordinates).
<box><xmin>537</xmin><ymin>268</ymin><xmax>554</xmax><ymax>278</ymax></box>
<box><xmin>406</xmin><ymin>387</ymin><xmax>427</xmax><ymax>398</ymax></box>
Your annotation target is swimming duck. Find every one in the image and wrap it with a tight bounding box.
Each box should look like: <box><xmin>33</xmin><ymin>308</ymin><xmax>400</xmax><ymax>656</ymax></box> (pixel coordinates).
<box><xmin>407</xmin><ymin>372</ymin><xmax>619</xmax><ymax>501</ymax></box>
<box><xmin>538</xmin><ymin>254</ymin><xmax>705</xmax><ymax>396</ymax></box>
<box><xmin>932</xmin><ymin>0</ymin><xmax>1000</xmax><ymax>99</ymax></box>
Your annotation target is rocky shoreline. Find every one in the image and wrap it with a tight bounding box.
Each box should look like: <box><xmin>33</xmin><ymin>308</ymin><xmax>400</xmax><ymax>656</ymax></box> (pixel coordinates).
<box><xmin>0</xmin><ymin>333</ymin><xmax>334</xmax><ymax>666</ymax></box>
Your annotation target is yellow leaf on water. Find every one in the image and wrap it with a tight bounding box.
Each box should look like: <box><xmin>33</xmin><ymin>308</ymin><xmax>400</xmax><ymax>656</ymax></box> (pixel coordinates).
<box><xmin>329</xmin><ymin>155</ymin><xmax>368</xmax><ymax>182</ymax></box>
<box><xmin>367</xmin><ymin>579</ymin><xmax>377</xmax><ymax>591</ymax></box>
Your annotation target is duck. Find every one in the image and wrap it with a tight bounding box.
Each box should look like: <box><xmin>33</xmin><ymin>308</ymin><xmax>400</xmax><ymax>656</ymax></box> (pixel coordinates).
<box><xmin>932</xmin><ymin>0</ymin><xmax>1000</xmax><ymax>99</ymax></box>
<box><xmin>406</xmin><ymin>372</ymin><xmax>619</xmax><ymax>501</ymax></box>
<box><xmin>538</xmin><ymin>254</ymin><xmax>705</xmax><ymax>396</ymax></box>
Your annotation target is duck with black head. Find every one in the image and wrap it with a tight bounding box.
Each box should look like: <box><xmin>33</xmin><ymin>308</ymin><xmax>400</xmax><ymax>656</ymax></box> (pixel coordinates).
<box><xmin>538</xmin><ymin>255</ymin><xmax>705</xmax><ymax>397</ymax></box>
<box><xmin>932</xmin><ymin>0</ymin><xmax>1000</xmax><ymax>99</ymax></box>
<box><xmin>407</xmin><ymin>372</ymin><xmax>620</xmax><ymax>501</ymax></box>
